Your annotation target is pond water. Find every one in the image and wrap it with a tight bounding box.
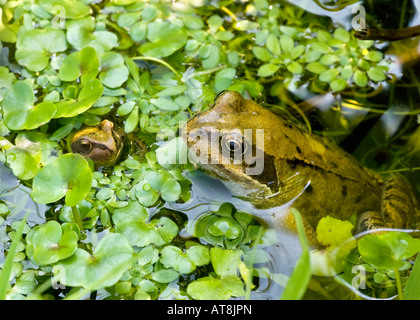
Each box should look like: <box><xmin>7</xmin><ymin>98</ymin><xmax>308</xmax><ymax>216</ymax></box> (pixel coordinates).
<box><xmin>1</xmin><ymin>0</ymin><xmax>420</xmax><ymax>300</ymax></box>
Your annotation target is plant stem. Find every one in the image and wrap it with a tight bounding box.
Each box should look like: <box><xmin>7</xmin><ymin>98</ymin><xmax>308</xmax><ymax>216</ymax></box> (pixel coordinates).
<box><xmin>71</xmin><ymin>206</ymin><xmax>85</xmax><ymax>232</ymax></box>
<box><xmin>394</xmin><ymin>268</ymin><xmax>404</xmax><ymax>300</ymax></box>
<box><xmin>132</xmin><ymin>56</ymin><xmax>181</xmax><ymax>80</ymax></box>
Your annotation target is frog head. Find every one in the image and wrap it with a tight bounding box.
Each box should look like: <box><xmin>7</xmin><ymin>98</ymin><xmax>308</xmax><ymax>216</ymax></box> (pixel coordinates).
<box><xmin>69</xmin><ymin>120</ymin><xmax>123</xmax><ymax>167</ymax></box>
<box><xmin>182</xmin><ymin>91</ymin><xmax>280</xmax><ymax>198</ymax></box>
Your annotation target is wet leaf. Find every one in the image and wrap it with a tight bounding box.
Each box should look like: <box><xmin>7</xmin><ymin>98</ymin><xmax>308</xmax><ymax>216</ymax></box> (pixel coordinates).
<box><xmin>29</xmin><ymin>221</ymin><xmax>78</xmax><ymax>265</ymax></box>
<box><xmin>31</xmin><ymin>153</ymin><xmax>93</xmax><ymax>207</ymax></box>
<box><xmin>139</xmin><ymin>21</ymin><xmax>187</xmax><ymax>57</ymax></box>
<box><xmin>15</xmin><ymin>27</ymin><xmax>67</xmax><ymax>71</ymax></box>
<box><xmin>54</xmin><ymin>233</ymin><xmax>133</xmax><ymax>290</ymax></box>
<box><xmin>358</xmin><ymin>232</ymin><xmax>420</xmax><ymax>269</ymax></box>
<box><xmin>2</xmin><ymin>81</ymin><xmax>56</xmax><ymax>130</ymax></box>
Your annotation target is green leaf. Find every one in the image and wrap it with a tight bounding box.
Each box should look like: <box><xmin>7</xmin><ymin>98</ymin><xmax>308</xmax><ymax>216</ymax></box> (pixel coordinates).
<box><xmin>66</xmin><ymin>18</ymin><xmax>118</xmax><ymax>53</ymax></box>
<box><xmin>257</xmin><ymin>64</ymin><xmax>280</xmax><ymax>77</ymax></box>
<box><xmin>0</xmin><ymin>213</ymin><xmax>27</xmax><ymax>300</ymax></box>
<box><xmin>353</xmin><ymin>69</ymin><xmax>368</xmax><ymax>87</ymax></box>
<box><xmin>99</xmin><ymin>52</ymin><xmax>129</xmax><ymax>89</ymax></box>
<box><xmin>31</xmin><ymin>153</ymin><xmax>93</xmax><ymax>207</ymax></box>
<box><xmin>2</xmin><ymin>81</ymin><xmax>56</xmax><ymax>130</ymax></box>
<box><xmin>215</xmin><ymin>68</ymin><xmax>236</xmax><ymax>91</ymax></box>
<box><xmin>306</xmin><ymin>62</ymin><xmax>327</xmax><ymax>74</ymax></box>
<box><xmin>55</xmin><ymin>233</ymin><xmax>133</xmax><ymax>290</ymax></box>
<box><xmin>266</xmin><ymin>34</ymin><xmax>281</xmax><ymax>56</ymax></box>
<box><xmin>330</xmin><ymin>78</ymin><xmax>347</xmax><ymax>92</ymax></box>
<box><xmin>319</xmin><ymin>68</ymin><xmax>339</xmax><ymax>83</ymax></box>
<box><xmin>280</xmin><ymin>35</ymin><xmax>294</xmax><ymax>53</ymax></box>
<box><xmin>287</xmin><ymin>61</ymin><xmax>303</xmax><ymax>74</ymax></box>
<box><xmin>30</xmin><ymin>221</ymin><xmax>78</xmax><ymax>265</ymax></box>
<box><xmin>252</xmin><ymin>46</ymin><xmax>272</xmax><ymax>62</ymax></box>
<box><xmin>364</xmin><ymin>50</ymin><xmax>383</xmax><ymax>62</ymax></box>
<box><xmin>358</xmin><ymin>232</ymin><xmax>420</xmax><ymax>269</ymax></box>
<box><xmin>187</xmin><ymin>276</ymin><xmax>245</xmax><ymax>300</ymax></box>
<box><xmin>38</xmin><ymin>0</ymin><xmax>90</xmax><ymax>19</ymax></box>
<box><xmin>333</xmin><ymin>28</ymin><xmax>350</xmax><ymax>43</ymax></box>
<box><xmin>16</xmin><ymin>27</ymin><xmax>67</xmax><ymax>71</ymax></box>
<box><xmin>367</xmin><ymin>67</ymin><xmax>386</xmax><ymax>82</ymax></box>
<box><xmin>319</xmin><ymin>54</ymin><xmax>338</xmax><ymax>66</ymax></box>
<box><xmin>54</xmin><ymin>79</ymin><xmax>104</xmax><ymax>118</ymax></box>
<box><xmin>139</xmin><ymin>21</ymin><xmax>187</xmax><ymax>57</ymax></box>
<box><xmin>113</xmin><ymin>200</ymin><xmax>178</xmax><ymax>247</ymax></box>
<box><xmin>403</xmin><ymin>254</ymin><xmax>420</xmax><ymax>299</ymax></box>
<box><xmin>281</xmin><ymin>209</ymin><xmax>311</xmax><ymax>300</ymax></box>
<box><xmin>160</xmin><ymin>244</ymin><xmax>210</xmax><ymax>274</ymax></box>
<box><xmin>150</xmin><ymin>98</ymin><xmax>180</xmax><ymax>112</ymax></box>
<box><xmin>58</xmin><ymin>47</ymin><xmax>99</xmax><ymax>85</ymax></box>
<box><xmin>211</xmin><ymin>247</ymin><xmax>242</xmax><ymax>277</ymax></box>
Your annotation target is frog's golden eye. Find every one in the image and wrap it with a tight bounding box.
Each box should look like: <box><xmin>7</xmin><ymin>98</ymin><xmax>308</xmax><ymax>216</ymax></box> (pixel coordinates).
<box><xmin>220</xmin><ymin>133</ymin><xmax>248</xmax><ymax>157</ymax></box>
<box><xmin>76</xmin><ymin>139</ymin><xmax>93</xmax><ymax>154</ymax></box>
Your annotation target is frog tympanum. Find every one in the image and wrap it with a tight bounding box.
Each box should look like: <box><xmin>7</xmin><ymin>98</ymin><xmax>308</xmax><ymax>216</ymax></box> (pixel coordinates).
<box><xmin>183</xmin><ymin>90</ymin><xmax>419</xmax><ymax>245</ymax></box>
<box><xmin>69</xmin><ymin>119</ymin><xmax>146</xmax><ymax>168</ymax></box>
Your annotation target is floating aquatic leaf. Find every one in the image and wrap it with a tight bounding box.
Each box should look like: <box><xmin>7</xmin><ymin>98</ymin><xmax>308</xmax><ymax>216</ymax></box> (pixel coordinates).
<box><xmin>99</xmin><ymin>52</ymin><xmax>129</xmax><ymax>89</ymax></box>
<box><xmin>257</xmin><ymin>63</ymin><xmax>280</xmax><ymax>77</ymax></box>
<box><xmin>15</xmin><ymin>27</ymin><xmax>67</xmax><ymax>71</ymax></box>
<box><xmin>54</xmin><ymin>233</ymin><xmax>133</xmax><ymax>290</ymax></box>
<box><xmin>28</xmin><ymin>221</ymin><xmax>78</xmax><ymax>265</ymax></box>
<box><xmin>66</xmin><ymin>18</ymin><xmax>118</xmax><ymax>53</ymax></box>
<box><xmin>38</xmin><ymin>0</ymin><xmax>90</xmax><ymax>19</ymax></box>
<box><xmin>54</xmin><ymin>79</ymin><xmax>104</xmax><ymax>118</ymax></box>
<box><xmin>160</xmin><ymin>243</ymin><xmax>210</xmax><ymax>274</ymax></box>
<box><xmin>58</xmin><ymin>47</ymin><xmax>99</xmax><ymax>85</ymax></box>
<box><xmin>113</xmin><ymin>201</ymin><xmax>179</xmax><ymax>247</ymax></box>
<box><xmin>2</xmin><ymin>81</ymin><xmax>56</xmax><ymax>130</ymax></box>
<box><xmin>358</xmin><ymin>232</ymin><xmax>420</xmax><ymax>269</ymax></box>
<box><xmin>139</xmin><ymin>21</ymin><xmax>187</xmax><ymax>58</ymax></box>
<box><xmin>31</xmin><ymin>153</ymin><xmax>93</xmax><ymax>207</ymax></box>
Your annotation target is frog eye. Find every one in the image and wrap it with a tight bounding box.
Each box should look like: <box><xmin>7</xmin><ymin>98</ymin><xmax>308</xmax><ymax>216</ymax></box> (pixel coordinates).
<box><xmin>76</xmin><ymin>139</ymin><xmax>93</xmax><ymax>153</ymax></box>
<box><xmin>220</xmin><ymin>133</ymin><xmax>248</xmax><ymax>157</ymax></box>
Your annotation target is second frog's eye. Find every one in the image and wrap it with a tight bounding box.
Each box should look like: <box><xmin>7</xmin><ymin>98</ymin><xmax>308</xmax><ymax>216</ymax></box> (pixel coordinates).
<box><xmin>220</xmin><ymin>133</ymin><xmax>248</xmax><ymax>158</ymax></box>
<box><xmin>76</xmin><ymin>139</ymin><xmax>93</xmax><ymax>154</ymax></box>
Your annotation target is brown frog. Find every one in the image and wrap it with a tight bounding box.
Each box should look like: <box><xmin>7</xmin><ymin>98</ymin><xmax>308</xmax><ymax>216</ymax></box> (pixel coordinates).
<box><xmin>69</xmin><ymin>119</ymin><xmax>146</xmax><ymax>168</ymax></box>
<box><xmin>182</xmin><ymin>90</ymin><xmax>420</xmax><ymax>245</ymax></box>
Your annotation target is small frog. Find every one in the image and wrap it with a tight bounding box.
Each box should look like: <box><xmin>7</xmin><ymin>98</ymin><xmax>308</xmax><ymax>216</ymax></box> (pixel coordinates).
<box><xmin>69</xmin><ymin>119</ymin><xmax>146</xmax><ymax>168</ymax></box>
<box><xmin>183</xmin><ymin>91</ymin><xmax>420</xmax><ymax>245</ymax></box>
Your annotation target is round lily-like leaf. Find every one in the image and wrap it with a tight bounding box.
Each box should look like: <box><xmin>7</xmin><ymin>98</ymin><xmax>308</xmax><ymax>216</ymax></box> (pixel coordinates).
<box><xmin>38</xmin><ymin>0</ymin><xmax>90</xmax><ymax>19</ymax></box>
<box><xmin>160</xmin><ymin>243</ymin><xmax>210</xmax><ymax>274</ymax></box>
<box><xmin>30</xmin><ymin>220</ymin><xmax>78</xmax><ymax>265</ymax></box>
<box><xmin>54</xmin><ymin>233</ymin><xmax>133</xmax><ymax>290</ymax></box>
<box><xmin>58</xmin><ymin>47</ymin><xmax>99</xmax><ymax>85</ymax></box>
<box><xmin>5</xmin><ymin>131</ymin><xmax>59</xmax><ymax>180</ymax></box>
<box><xmin>187</xmin><ymin>276</ymin><xmax>245</xmax><ymax>300</ymax></box>
<box><xmin>99</xmin><ymin>52</ymin><xmax>129</xmax><ymax>88</ymax></box>
<box><xmin>2</xmin><ymin>81</ymin><xmax>56</xmax><ymax>130</ymax></box>
<box><xmin>358</xmin><ymin>232</ymin><xmax>420</xmax><ymax>269</ymax></box>
<box><xmin>135</xmin><ymin>170</ymin><xmax>181</xmax><ymax>206</ymax></box>
<box><xmin>66</xmin><ymin>18</ymin><xmax>118</xmax><ymax>53</ymax></box>
<box><xmin>31</xmin><ymin>153</ymin><xmax>93</xmax><ymax>207</ymax></box>
<box><xmin>54</xmin><ymin>79</ymin><xmax>104</xmax><ymax>118</ymax></box>
<box><xmin>15</xmin><ymin>27</ymin><xmax>67</xmax><ymax>72</ymax></box>
<box><xmin>139</xmin><ymin>20</ymin><xmax>187</xmax><ymax>57</ymax></box>
<box><xmin>113</xmin><ymin>201</ymin><xmax>179</xmax><ymax>247</ymax></box>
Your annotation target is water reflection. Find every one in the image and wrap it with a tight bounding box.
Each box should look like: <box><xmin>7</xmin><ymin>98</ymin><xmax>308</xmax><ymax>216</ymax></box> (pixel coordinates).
<box><xmin>167</xmin><ymin>170</ymin><xmax>303</xmax><ymax>299</ymax></box>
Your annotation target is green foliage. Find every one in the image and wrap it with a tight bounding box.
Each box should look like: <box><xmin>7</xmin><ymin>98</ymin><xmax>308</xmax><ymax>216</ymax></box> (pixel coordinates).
<box><xmin>31</xmin><ymin>154</ymin><xmax>93</xmax><ymax>207</ymax></box>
